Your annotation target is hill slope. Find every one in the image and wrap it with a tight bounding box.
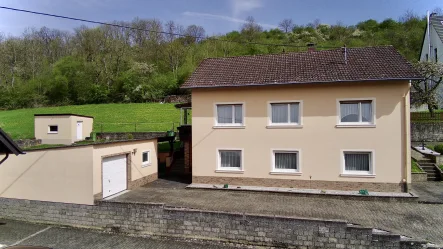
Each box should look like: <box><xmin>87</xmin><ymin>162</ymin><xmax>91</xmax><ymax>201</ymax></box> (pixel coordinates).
<box><xmin>0</xmin><ymin>103</ymin><xmax>180</xmax><ymax>139</ymax></box>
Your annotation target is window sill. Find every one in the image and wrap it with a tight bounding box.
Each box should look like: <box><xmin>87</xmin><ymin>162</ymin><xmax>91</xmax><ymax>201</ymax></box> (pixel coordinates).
<box><xmin>266</xmin><ymin>125</ymin><xmax>303</xmax><ymax>129</ymax></box>
<box><xmin>47</xmin><ymin>132</ymin><xmax>58</xmax><ymax>134</ymax></box>
<box><xmin>215</xmin><ymin>169</ymin><xmax>244</xmax><ymax>174</ymax></box>
<box><xmin>213</xmin><ymin>126</ymin><xmax>245</xmax><ymax>129</ymax></box>
<box><xmin>336</xmin><ymin>124</ymin><xmax>376</xmax><ymax>128</ymax></box>
<box><xmin>142</xmin><ymin>163</ymin><xmax>151</xmax><ymax>167</ymax></box>
<box><xmin>270</xmin><ymin>171</ymin><xmax>302</xmax><ymax>175</ymax></box>
<box><xmin>340</xmin><ymin>173</ymin><xmax>376</xmax><ymax>178</ymax></box>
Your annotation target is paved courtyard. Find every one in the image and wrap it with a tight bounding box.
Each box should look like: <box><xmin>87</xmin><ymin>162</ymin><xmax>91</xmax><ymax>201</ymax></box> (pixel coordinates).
<box><xmin>110</xmin><ymin>179</ymin><xmax>443</xmax><ymax>246</ymax></box>
<box><xmin>0</xmin><ymin>219</ymin><xmax>251</xmax><ymax>249</ymax></box>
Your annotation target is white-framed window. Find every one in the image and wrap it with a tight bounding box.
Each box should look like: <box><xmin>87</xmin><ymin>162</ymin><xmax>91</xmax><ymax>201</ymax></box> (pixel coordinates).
<box><xmin>341</xmin><ymin>150</ymin><xmax>375</xmax><ymax>176</ymax></box>
<box><xmin>337</xmin><ymin>99</ymin><xmax>375</xmax><ymax>126</ymax></box>
<box><xmin>142</xmin><ymin>150</ymin><xmax>151</xmax><ymax>167</ymax></box>
<box><xmin>48</xmin><ymin>125</ymin><xmax>58</xmax><ymax>134</ymax></box>
<box><xmin>216</xmin><ymin>149</ymin><xmax>243</xmax><ymax>172</ymax></box>
<box><xmin>214</xmin><ymin>103</ymin><xmax>244</xmax><ymax>127</ymax></box>
<box><xmin>271</xmin><ymin>150</ymin><xmax>301</xmax><ymax>174</ymax></box>
<box><xmin>268</xmin><ymin>101</ymin><xmax>302</xmax><ymax>127</ymax></box>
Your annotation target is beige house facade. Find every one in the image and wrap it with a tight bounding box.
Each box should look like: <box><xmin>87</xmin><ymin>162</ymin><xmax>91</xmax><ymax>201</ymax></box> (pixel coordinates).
<box><xmin>0</xmin><ymin>139</ymin><xmax>159</xmax><ymax>205</ymax></box>
<box><xmin>34</xmin><ymin>114</ymin><xmax>94</xmax><ymax>145</ymax></box>
<box><xmin>191</xmin><ymin>81</ymin><xmax>410</xmax><ymax>192</ymax></box>
<box><xmin>182</xmin><ymin>46</ymin><xmax>422</xmax><ymax>192</ymax></box>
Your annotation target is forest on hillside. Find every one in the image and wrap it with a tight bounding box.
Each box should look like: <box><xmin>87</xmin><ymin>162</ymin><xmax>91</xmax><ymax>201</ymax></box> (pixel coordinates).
<box><xmin>0</xmin><ymin>10</ymin><xmax>430</xmax><ymax>109</ymax></box>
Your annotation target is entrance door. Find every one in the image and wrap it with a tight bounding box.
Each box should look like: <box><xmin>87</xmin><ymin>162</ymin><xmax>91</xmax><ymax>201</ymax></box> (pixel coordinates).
<box><xmin>76</xmin><ymin>121</ymin><xmax>83</xmax><ymax>140</ymax></box>
<box><xmin>102</xmin><ymin>155</ymin><xmax>127</xmax><ymax>198</ymax></box>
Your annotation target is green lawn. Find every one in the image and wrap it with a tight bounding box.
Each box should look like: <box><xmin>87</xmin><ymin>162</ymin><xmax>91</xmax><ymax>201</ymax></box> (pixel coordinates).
<box><xmin>0</xmin><ymin>103</ymin><xmax>181</xmax><ymax>139</ymax></box>
<box><xmin>411</xmin><ymin>158</ymin><xmax>423</xmax><ymax>173</ymax></box>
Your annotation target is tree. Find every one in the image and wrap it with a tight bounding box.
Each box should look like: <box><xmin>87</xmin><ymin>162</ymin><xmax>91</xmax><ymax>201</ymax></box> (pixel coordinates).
<box><xmin>241</xmin><ymin>16</ymin><xmax>263</xmax><ymax>41</ymax></box>
<box><xmin>411</xmin><ymin>61</ymin><xmax>443</xmax><ymax>116</ymax></box>
<box><xmin>278</xmin><ymin>18</ymin><xmax>294</xmax><ymax>33</ymax></box>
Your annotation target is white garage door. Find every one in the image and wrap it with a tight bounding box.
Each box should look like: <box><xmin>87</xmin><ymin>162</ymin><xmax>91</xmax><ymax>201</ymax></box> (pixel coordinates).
<box><xmin>102</xmin><ymin>155</ymin><xmax>127</xmax><ymax>198</ymax></box>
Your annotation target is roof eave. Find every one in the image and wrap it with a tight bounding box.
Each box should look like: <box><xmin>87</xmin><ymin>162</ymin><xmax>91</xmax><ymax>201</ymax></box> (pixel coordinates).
<box><xmin>0</xmin><ymin>129</ymin><xmax>25</xmax><ymax>155</ymax></box>
<box><xmin>181</xmin><ymin>77</ymin><xmax>424</xmax><ymax>89</ymax></box>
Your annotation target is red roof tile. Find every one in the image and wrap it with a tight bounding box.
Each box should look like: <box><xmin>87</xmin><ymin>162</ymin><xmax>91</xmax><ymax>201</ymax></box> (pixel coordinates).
<box><xmin>181</xmin><ymin>46</ymin><xmax>422</xmax><ymax>89</ymax></box>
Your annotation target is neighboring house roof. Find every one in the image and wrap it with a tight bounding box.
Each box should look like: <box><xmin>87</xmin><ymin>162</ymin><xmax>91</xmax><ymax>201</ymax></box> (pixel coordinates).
<box><xmin>0</xmin><ymin>129</ymin><xmax>24</xmax><ymax>156</ymax></box>
<box><xmin>430</xmin><ymin>15</ymin><xmax>443</xmax><ymax>43</ymax></box>
<box><xmin>34</xmin><ymin>113</ymin><xmax>94</xmax><ymax>119</ymax></box>
<box><xmin>181</xmin><ymin>46</ymin><xmax>422</xmax><ymax>89</ymax></box>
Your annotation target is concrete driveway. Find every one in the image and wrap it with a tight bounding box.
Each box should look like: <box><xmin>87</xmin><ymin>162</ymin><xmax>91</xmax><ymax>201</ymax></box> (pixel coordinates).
<box><xmin>108</xmin><ymin>179</ymin><xmax>443</xmax><ymax>246</ymax></box>
<box><xmin>411</xmin><ymin>182</ymin><xmax>443</xmax><ymax>203</ymax></box>
<box><xmin>0</xmin><ymin>219</ymin><xmax>251</xmax><ymax>249</ymax></box>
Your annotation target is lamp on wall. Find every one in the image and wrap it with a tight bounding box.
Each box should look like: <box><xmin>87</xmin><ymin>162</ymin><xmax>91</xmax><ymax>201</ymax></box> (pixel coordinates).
<box><xmin>132</xmin><ymin>148</ymin><xmax>137</xmax><ymax>155</ymax></box>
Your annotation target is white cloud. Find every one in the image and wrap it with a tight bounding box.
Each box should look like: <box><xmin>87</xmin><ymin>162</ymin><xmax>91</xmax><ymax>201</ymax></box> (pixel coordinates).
<box><xmin>182</xmin><ymin>11</ymin><xmax>276</xmax><ymax>29</ymax></box>
<box><xmin>231</xmin><ymin>0</ymin><xmax>263</xmax><ymax>17</ymax></box>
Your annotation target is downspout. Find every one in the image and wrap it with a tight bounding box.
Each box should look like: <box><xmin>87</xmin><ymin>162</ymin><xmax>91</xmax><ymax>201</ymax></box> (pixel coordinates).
<box><xmin>0</xmin><ymin>153</ymin><xmax>9</xmax><ymax>165</ymax></box>
<box><xmin>427</xmin><ymin>10</ymin><xmax>431</xmax><ymax>62</ymax></box>
<box><xmin>404</xmin><ymin>81</ymin><xmax>412</xmax><ymax>192</ymax></box>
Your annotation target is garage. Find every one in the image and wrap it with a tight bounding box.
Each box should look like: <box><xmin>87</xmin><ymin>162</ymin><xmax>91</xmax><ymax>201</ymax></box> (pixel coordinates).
<box><xmin>102</xmin><ymin>154</ymin><xmax>127</xmax><ymax>198</ymax></box>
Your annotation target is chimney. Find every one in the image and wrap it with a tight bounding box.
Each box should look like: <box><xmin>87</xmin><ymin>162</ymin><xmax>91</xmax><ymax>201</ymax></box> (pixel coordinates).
<box><xmin>307</xmin><ymin>43</ymin><xmax>316</xmax><ymax>52</ymax></box>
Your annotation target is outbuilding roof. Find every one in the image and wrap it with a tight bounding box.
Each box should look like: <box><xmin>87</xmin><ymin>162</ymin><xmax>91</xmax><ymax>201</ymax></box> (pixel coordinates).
<box><xmin>34</xmin><ymin>113</ymin><xmax>94</xmax><ymax>119</ymax></box>
<box><xmin>181</xmin><ymin>46</ymin><xmax>422</xmax><ymax>89</ymax></box>
<box><xmin>0</xmin><ymin>129</ymin><xmax>24</xmax><ymax>156</ymax></box>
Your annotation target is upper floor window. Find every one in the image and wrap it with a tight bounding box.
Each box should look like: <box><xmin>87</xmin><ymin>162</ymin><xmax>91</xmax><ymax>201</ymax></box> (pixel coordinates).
<box><xmin>337</xmin><ymin>99</ymin><xmax>375</xmax><ymax>126</ymax></box>
<box><xmin>215</xmin><ymin>103</ymin><xmax>244</xmax><ymax>127</ymax></box>
<box><xmin>268</xmin><ymin>101</ymin><xmax>302</xmax><ymax>127</ymax></box>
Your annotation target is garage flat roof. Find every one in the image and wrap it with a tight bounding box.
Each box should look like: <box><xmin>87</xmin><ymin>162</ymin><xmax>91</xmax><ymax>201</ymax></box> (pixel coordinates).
<box><xmin>34</xmin><ymin>113</ymin><xmax>94</xmax><ymax>119</ymax></box>
<box><xmin>23</xmin><ymin>132</ymin><xmax>172</xmax><ymax>152</ymax></box>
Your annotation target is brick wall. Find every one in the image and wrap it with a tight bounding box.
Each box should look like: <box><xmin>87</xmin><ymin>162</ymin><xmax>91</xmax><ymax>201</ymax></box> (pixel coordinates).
<box><xmin>184</xmin><ymin>140</ymin><xmax>191</xmax><ymax>173</ymax></box>
<box><xmin>0</xmin><ymin>197</ymin><xmax>429</xmax><ymax>248</ymax></box>
<box><xmin>193</xmin><ymin>176</ymin><xmax>402</xmax><ymax>192</ymax></box>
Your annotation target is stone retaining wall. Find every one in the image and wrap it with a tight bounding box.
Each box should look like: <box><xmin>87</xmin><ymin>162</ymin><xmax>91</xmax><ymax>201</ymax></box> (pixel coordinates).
<box><xmin>163</xmin><ymin>95</ymin><xmax>191</xmax><ymax>103</ymax></box>
<box><xmin>0</xmin><ymin>197</ymin><xmax>428</xmax><ymax>248</ymax></box>
<box><xmin>411</xmin><ymin>172</ymin><xmax>428</xmax><ymax>182</ymax></box>
<box><xmin>14</xmin><ymin>139</ymin><xmax>41</xmax><ymax>148</ymax></box>
<box><xmin>411</xmin><ymin>122</ymin><xmax>443</xmax><ymax>142</ymax></box>
<box><xmin>96</xmin><ymin>132</ymin><xmax>167</xmax><ymax>141</ymax></box>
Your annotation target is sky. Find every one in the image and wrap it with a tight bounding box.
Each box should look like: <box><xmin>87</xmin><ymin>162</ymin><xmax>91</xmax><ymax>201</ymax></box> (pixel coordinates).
<box><xmin>0</xmin><ymin>0</ymin><xmax>442</xmax><ymax>37</ymax></box>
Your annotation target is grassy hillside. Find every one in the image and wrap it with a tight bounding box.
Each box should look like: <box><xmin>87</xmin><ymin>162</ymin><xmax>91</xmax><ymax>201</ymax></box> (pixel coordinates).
<box><xmin>0</xmin><ymin>103</ymin><xmax>181</xmax><ymax>139</ymax></box>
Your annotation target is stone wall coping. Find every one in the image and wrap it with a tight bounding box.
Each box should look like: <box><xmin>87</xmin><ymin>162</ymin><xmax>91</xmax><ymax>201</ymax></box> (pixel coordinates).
<box><xmin>187</xmin><ymin>183</ymin><xmax>417</xmax><ymax>200</ymax></box>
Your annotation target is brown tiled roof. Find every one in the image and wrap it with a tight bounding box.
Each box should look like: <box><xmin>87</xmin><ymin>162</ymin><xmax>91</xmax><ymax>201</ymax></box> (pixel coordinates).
<box><xmin>181</xmin><ymin>46</ymin><xmax>422</xmax><ymax>89</ymax></box>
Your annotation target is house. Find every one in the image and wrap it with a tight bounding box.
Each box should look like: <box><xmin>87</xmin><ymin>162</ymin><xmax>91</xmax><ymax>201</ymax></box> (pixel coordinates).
<box><xmin>0</xmin><ymin>128</ymin><xmax>24</xmax><ymax>165</ymax></box>
<box><xmin>34</xmin><ymin>114</ymin><xmax>94</xmax><ymax>145</ymax></box>
<box><xmin>180</xmin><ymin>46</ymin><xmax>422</xmax><ymax>192</ymax></box>
<box><xmin>416</xmin><ymin>12</ymin><xmax>443</xmax><ymax>110</ymax></box>
<box><xmin>0</xmin><ymin>133</ymin><xmax>168</xmax><ymax>205</ymax></box>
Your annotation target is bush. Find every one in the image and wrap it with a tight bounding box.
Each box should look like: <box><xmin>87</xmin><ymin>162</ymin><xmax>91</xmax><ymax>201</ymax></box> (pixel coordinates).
<box><xmin>433</xmin><ymin>144</ymin><xmax>443</xmax><ymax>154</ymax></box>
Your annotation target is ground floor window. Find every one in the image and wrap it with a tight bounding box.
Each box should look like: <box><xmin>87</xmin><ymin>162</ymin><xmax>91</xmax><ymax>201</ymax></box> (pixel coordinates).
<box><xmin>272</xmin><ymin>150</ymin><xmax>300</xmax><ymax>173</ymax></box>
<box><xmin>142</xmin><ymin>150</ymin><xmax>151</xmax><ymax>167</ymax></box>
<box><xmin>218</xmin><ymin>149</ymin><xmax>243</xmax><ymax>171</ymax></box>
<box><xmin>342</xmin><ymin>151</ymin><xmax>374</xmax><ymax>175</ymax></box>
